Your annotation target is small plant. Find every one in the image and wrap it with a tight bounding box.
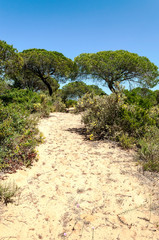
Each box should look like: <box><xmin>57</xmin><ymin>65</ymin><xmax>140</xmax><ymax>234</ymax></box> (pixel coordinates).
<box><xmin>52</xmin><ymin>96</ymin><xmax>66</xmax><ymax>112</ymax></box>
<box><xmin>117</xmin><ymin>133</ymin><xmax>135</xmax><ymax>149</ymax></box>
<box><xmin>138</xmin><ymin>127</ymin><xmax>159</xmax><ymax>172</ymax></box>
<box><xmin>0</xmin><ymin>182</ymin><xmax>19</xmax><ymax>205</ymax></box>
<box><xmin>74</xmin><ymin>93</ymin><xmax>96</xmax><ymax>113</ymax></box>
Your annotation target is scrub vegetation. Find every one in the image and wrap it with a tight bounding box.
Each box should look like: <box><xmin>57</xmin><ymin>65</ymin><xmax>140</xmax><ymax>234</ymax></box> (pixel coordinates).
<box><xmin>0</xmin><ymin>39</ymin><xmax>159</xmax><ymax>178</ymax></box>
<box><xmin>75</xmin><ymin>86</ymin><xmax>159</xmax><ymax>172</ymax></box>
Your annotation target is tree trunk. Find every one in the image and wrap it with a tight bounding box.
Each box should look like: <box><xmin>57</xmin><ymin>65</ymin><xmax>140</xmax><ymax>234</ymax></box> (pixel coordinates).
<box><xmin>41</xmin><ymin>76</ymin><xmax>53</xmax><ymax>96</ymax></box>
<box><xmin>108</xmin><ymin>81</ymin><xmax>116</xmax><ymax>93</ymax></box>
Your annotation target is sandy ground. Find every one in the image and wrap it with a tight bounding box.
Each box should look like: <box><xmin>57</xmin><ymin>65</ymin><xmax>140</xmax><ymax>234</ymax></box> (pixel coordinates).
<box><xmin>0</xmin><ymin>112</ymin><xmax>159</xmax><ymax>240</ymax></box>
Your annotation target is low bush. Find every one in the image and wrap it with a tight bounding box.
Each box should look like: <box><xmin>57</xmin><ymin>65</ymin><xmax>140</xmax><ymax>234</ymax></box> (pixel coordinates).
<box><xmin>0</xmin><ymin>182</ymin><xmax>19</xmax><ymax>205</ymax></box>
<box><xmin>74</xmin><ymin>93</ymin><xmax>96</xmax><ymax>113</ymax></box>
<box><xmin>52</xmin><ymin>96</ymin><xmax>66</xmax><ymax>112</ymax></box>
<box><xmin>0</xmin><ymin>89</ymin><xmax>51</xmax><ymax>172</ymax></box>
<box><xmin>65</xmin><ymin>99</ymin><xmax>77</xmax><ymax>108</ymax></box>
<box><xmin>138</xmin><ymin>127</ymin><xmax>159</xmax><ymax>172</ymax></box>
<box><xmin>0</xmin><ymin>100</ymin><xmax>44</xmax><ymax>171</ymax></box>
<box><xmin>0</xmin><ymin>88</ymin><xmax>53</xmax><ymax>117</ymax></box>
<box><xmin>78</xmin><ymin>90</ymin><xmax>159</xmax><ymax>172</ymax></box>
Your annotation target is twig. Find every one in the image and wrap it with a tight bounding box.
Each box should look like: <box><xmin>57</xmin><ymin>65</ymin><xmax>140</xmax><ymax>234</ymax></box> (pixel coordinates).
<box><xmin>138</xmin><ymin>217</ymin><xmax>150</xmax><ymax>222</ymax></box>
<box><xmin>117</xmin><ymin>215</ymin><xmax>132</xmax><ymax>229</ymax></box>
<box><xmin>72</xmin><ymin>221</ymin><xmax>78</xmax><ymax>231</ymax></box>
<box><xmin>118</xmin><ymin>204</ymin><xmax>143</xmax><ymax>215</ymax></box>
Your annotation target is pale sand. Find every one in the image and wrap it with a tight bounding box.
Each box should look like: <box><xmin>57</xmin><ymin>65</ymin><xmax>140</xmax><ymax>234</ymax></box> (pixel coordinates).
<box><xmin>0</xmin><ymin>112</ymin><xmax>159</xmax><ymax>240</ymax></box>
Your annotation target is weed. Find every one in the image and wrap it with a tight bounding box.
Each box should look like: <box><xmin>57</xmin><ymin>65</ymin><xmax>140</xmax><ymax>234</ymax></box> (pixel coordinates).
<box><xmin>0</xmin><ymin>182</ymin><xmax>19</xmax><ymax>205</ymax></box>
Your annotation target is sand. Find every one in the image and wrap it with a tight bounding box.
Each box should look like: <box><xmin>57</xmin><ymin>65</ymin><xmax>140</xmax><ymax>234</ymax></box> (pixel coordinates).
<box><xmin>0</xmin><ymin>112</ymin><xmax>159</xmax><ymax>240</ymax></box>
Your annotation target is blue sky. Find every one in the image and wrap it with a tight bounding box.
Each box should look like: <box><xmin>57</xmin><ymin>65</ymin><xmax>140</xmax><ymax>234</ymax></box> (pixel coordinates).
<box><xmin>0</xmin><ymin>0</ymin><xmax>159</xmax><ymax>94</ymax></box>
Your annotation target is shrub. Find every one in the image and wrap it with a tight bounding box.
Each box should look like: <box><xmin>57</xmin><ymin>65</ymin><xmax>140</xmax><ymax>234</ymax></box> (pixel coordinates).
<box><xmin>0</xmin><ymin>88</ymin><xmax>53</xmax><ymax>117</ymax></box>
<box><xmin>124</xmin><ymin>88</ymin><xmax>157</xmax><ymax>109</ymax></box>
<box><xmin>117</xmin><ymin>133</ymin><xmax>135</xmax><ymax>149</ymax></box>
<box><xmin>65</xmin><ymin>99</ymin><xmax>77</xmax><ymax>108</ymax></box>
<box><xmin>52</xmin><ymin>95</ymin><xmax>66</xmax><ymax>112</ymax></box>
<box><xmin>138</xmin><ymin>127</ymin><xmax>159</xmax><ymax>172</ymax></box>
<box><xmin>74</xmin><ymin>93</ymin><xmax>97</xmax><ymax>113</ymax></box>
<box><xmin>79</xmin><ymin>91</ymin><xmax>159</xmax><ymax>172</ymax></box>
<box><xmin>0</xmin><ymin>100</ymin><xmax>44</xmax><ymax>171</ymax></box>
<box><xmin>0</xmin><ymin>89</ymin><xmax>50</xmax><ymax>171</ymax></box>
<box><xmin>81</xmin><ymin>94</ymin><xmax>120</xmax><ymax>139</ymax></box>
<box><xmin>0</xmin><ymin>182</ymin><xmax>19</xmax><ymax>205</ymax></box>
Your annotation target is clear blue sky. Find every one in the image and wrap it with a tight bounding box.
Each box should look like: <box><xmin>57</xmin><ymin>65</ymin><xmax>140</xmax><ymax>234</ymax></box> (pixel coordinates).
<box><xmin>0</xmin><ymin>0</ymin><xmax>159</xmax><ymax>94</ymax></box>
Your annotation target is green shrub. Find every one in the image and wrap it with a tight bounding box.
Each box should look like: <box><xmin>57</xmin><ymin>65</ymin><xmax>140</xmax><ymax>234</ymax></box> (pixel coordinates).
<box><xmin>117</xmin><ymin>133</ymin><xmax>135</xmax><ymax>149</ymax></box>
<box><xmin>81</xmin><ymin>93</ymin><xmax>158</xmax><ymax>139</ymax></box>
<box><xmin>0</xmin><ymin>89</ymin><xmax>50</xmax><ymax>171</ymax></box>
<box><xmin>0</xmin><ymin>88</ymin><xmax>53</xmax><ymax>117</ymax></box>
<box><xmin>0</xmin><ymin>100</ymin><xmax>43</xmax><ymax>171</ymax></box>
<box><xmin>138</xmin><ymin>127</ymin><xmax>159</xmax><ymax>172</ymax></box>
<box><xmin>79</xmin><ymin>91</ymin><xmax>159</xmax><ymax>172</ymax></box>
<box><xmin>119</xmin><ymin>104</ymin><xmax>156</xmax><ymax>138</ymax></box>
<box><xmin>74</xmin><ymin>93</ymin><xmax>97</xmax><ymax>113</ymax></box>
<box><xmin>124</xmin><ymin>88</ymin><xmax>157</xmax><ymax>109</ymax></box>
<box><xmin>81</xmin><ymin>94</ymin><xmax>120</xmax><ymax>139</ymax></box>
<box><xmin>52</xmin><ymin>96</ymin><xmax>66</xmax><ymax>112</ymax></box>
<box><xmin>65</xmin><ymin>99</ymin><xmax>77</xmax><ymax>108</ymax></box>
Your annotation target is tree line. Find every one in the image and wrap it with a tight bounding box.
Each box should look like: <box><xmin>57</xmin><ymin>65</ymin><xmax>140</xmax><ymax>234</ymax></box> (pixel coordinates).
<box><xmin>0</xmin><ymin>40</ymin><xmax>159</xmax><ymax>96</ymax></box>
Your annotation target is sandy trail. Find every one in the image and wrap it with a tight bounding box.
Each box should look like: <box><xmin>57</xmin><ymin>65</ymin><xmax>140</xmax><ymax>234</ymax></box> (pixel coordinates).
<box><xmin>0</xmin><ymin>112</ymin><xmax>159</xmax><ymax>240</ymax></box>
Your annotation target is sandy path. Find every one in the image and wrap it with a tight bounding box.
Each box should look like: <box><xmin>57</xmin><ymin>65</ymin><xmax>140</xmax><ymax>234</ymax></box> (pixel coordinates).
<box><xmin>0</xmin><ymin>112</ymin><xmax>159</xmax><ymax>240</ymax></box>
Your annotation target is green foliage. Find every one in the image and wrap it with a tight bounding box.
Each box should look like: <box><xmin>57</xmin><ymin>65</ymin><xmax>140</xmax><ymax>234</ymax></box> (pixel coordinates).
<box><xmin>124</xmin><ymin>88</ymin><xmax>157</xmax><ymax>109</ymax></box>
<box><xmin>78</xmin><ymin>90</ymin><xmax>159</xmax><ymax>172</ymax></box>
<box><xmin>117</xmin><ymin>133</ymin><xmax>135</xmax><ymax>149</ymax></box>
<box><xmin>65</xmin><ymin>99</ymin><xmax>77</xmax><ymax>108</ymax></box>
<box><xmin>0</xmin><ymin>40</ymin><xmax>23</xmax><ymax>80</ymax></box>
<box><xmin>81</xmin><ymin>94</ymin><xmax>121</xmax><ymax>139</ymax></box>
<box><xmin>0</xmin><ymin>88</ymin><xmax>53</xmax><ymax>116</ymax></box>
<box><xmin>61</xmin><ymin>81</ymin><xmax>106</xmax><ymax>101</ymax></box>
<box><xmin>0</xmin><ymin>89</ymin><xmax>52</xmax><ymax>171</ymax></box>
<box><xmin>75</xmin><ymin>50</ymin><xmax>159</xmax><ymax>92</ymax></box>
<box><xmin>74</xmin><ymin>93</ymin><xmax>96</xmax><ymax>113</ymax></box>
<box><xmin>138</xmin><ymin>127</ymin><xmax>159</xmax><ymax>172</ymax></box>
<box><xmin>88</xmin><ymin>84</ymin><xmax>106</xmax><ymax>96</ymax></box>
<box><xmin>19</xmin><ymin>49</ymin><xmax>74</xmax><ymax>95</ymax></box>
<box><xmin>62</xmin><ymin>81</ymin><xmax>89</xmax><ymax>100</ymax></box>
<box><xmin>0</xmin><ymin>182</ymin><xmax>19</xmax><ymax>205</ymax></box>
<box><xmin>52</xmin><ymin>96</ymin><xmax>66</xmax><ymax>112</ymax></box>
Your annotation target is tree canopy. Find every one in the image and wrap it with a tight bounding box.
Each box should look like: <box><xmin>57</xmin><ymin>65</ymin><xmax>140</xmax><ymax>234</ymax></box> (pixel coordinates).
<box><xmin>61</xmin><ymin>81</ymin><xmax>106</xmax><ymax>101</ymax></box>
<box><xmin>20</xmin><ymin>49</ymin><xmax>75</xmax><ymax>95</ymax></box>
<box><xmin>74</xmin><ymin>50</ymin><xmax>159</xmax><ymax>93</ymax></box>
<box><xmin>0</xmin><ymin>40</ymin><xmax>22</xmax><ymax>80</ymax></box>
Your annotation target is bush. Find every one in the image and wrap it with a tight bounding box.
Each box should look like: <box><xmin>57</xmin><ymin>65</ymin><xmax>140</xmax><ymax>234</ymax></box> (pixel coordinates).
<box><xmin>0</xmin><ymin>88</ymin><xmax>53</xmax><ymax>117</ymax></box>
<box><xmin>74</xmin><ymin>93</ymin><xmax>97</xmax><ymax>113</ymax></box>
<box><xmin>0</xmin><ymin>100</ymin><xmax>43</xmax><ymax>171</ymax></box>
<box><xmin>51</xmin><ymin>94</ymin><xmax>66</xmax><ymax>112</ymax></box>
<box><xmin>138</xmin><ymin>127</ymin><xmax>159</xmax><ymax>172</ymax></box>
<box><xmin>78</xmin><ymin>90</ymin><xmax>159</xmax><ymax>172</ymax></box>
<box><xmin>65</xmin><ymin>99</ymin><xmax>77</xmax><ymax>108</ymax></box>
<box><xmin>124</xmin><ymin>88</ymin><xmax>157</xmax><ymax>109</ymax></box>
<box><xmin>0</xmin><ymin>89</ymin><xmax>52</xmax><ymax>171</ymax></box>
<box><xmin>81</xmin><ymin>94</ymin><xmax>120</xmax><ymax>139</ymax></box>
